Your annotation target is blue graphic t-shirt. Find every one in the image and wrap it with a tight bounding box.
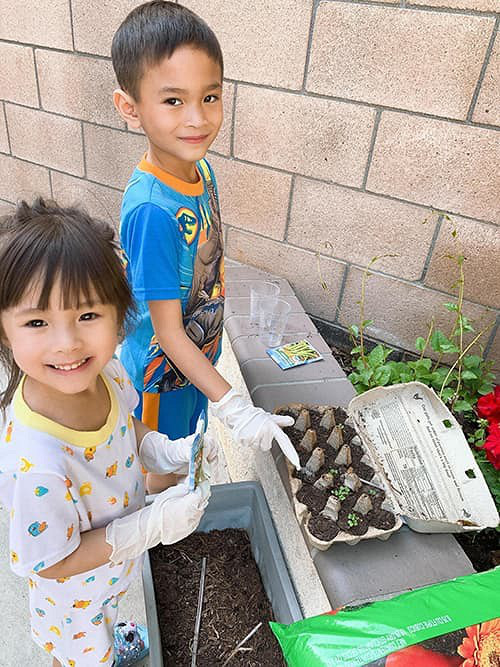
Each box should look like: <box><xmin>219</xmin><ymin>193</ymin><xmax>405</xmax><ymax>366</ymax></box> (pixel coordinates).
<box><xmin>120</xmin><ymin>157</ymin><xmax>224</xmax><ymax>393</ymax></box>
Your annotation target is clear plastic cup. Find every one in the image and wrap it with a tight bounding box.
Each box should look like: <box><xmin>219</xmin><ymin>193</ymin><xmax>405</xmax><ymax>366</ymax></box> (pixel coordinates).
<box><xmin>258</xmin><ymin>297</ymin><xmax>291</xmax><ymax>348</ymax></box>
<box><xmin>249</xmin><ymin>281</ymin><xmax>280</xmax><ymax>325</ymax></box>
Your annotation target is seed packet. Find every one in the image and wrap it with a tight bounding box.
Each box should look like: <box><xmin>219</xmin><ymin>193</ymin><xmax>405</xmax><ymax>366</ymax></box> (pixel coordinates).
<box><xmin>267</xmin><ymin>339</ymin><xmax>323</xmax><ymax>370</ymax></box>
<box><xmin>188</xmin><ymin>410</ymin><xmax>207</xmax><ymax>492</ymax></box>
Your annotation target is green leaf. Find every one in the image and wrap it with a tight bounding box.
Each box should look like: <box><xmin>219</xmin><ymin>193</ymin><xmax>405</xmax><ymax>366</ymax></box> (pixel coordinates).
<box><xmin>461</xmin><ymin>370</ymin><xmax>478</xmax><ymax>381</ymax></box>
<box><xmin>349</xmin><ymin>324</ymin><xmax>359</xmax><ymax>338</ymax></box>
<box><xmin>368</xmin><ymin>345</ymin><xmax>386</xmax><ymax>367</ymax></box>
<box><xmin>478</xmin><ymin>381</ymin><xmax>495</xmax><ymax>395</ymax></box>
<box><xmin>361</xmin><ymin>319</ymin><xmax>374</xmax><ymax>329</ymax></box>
<box><xmin>443</xmin><ymin>302</ymin><xmax>458</xmax><ymax>312</ymax></box>
<box><xmin>430</xmin><ymin>330</ymin><xmax>458</xmax><ymax>354</ymax></box>
<box><xmin>441</xmin><ymin>387</ymin><xmax>455</xmax><ymax>402</ymax></box>
<box><xmin>359</xmin><ymin>367</ymin><xmax>374</xmax><ymax>384</ymax></box>
<box><xmin>373</xmin><ymin>366</ymin><xmax>392</xmax><ymax>386</ymax></box>
<box><xmin>415</xmin><ymin>337</ymin><xmax>426</xmax><ymax>353</ymax></box>
<box><xmin>453</xmin><ymin>400</ymin><xmax>474</xmax><ymax>413</ymax></box>
<box><xmin>463</xmin><ymin>355</ymin><xmax>482</xmax><ymax>369</ymax></box>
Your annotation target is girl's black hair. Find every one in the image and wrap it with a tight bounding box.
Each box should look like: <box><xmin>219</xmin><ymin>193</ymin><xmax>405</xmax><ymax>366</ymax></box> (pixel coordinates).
<box><xmin>0</xmin><ymin>198</ymin><xmax>135</xmax><ymax>412</ymax></box>
<box><xmin>111</xmin><ymin>1</ymin><xmax>224</xmax><ymax>101</ymax></box>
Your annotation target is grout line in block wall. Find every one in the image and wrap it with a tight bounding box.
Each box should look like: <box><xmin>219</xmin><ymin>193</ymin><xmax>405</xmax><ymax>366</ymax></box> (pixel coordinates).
<box><xmin>483</xmin><ymin>314</ymin><xmax>499</xmax><ymax>357</ymax></box>
<box><xmin>419</xmin><ymin>214</ymin><xmax>444</xmax><ymax>282</ymax></box>
<box><xmin>361</xmin><ymin>109</ymin><xmax>381</xmax><ymax>190</ymax></box>
<box><xmin>225</xmin><ymin>227</ymin><xmax>500</xmax><ymax>316</ymax></box>
<box><xmin>333</xmin><ymin>264</ymin><xmax>350</xmax><ymax>324</ymax></box>
<box><xmin>32</xmin><ymin>48</ymin><xmax>43</xmax><ymax>109</ymax></box>
<box><xmin>2</xmin><ymin>102</ymin><xmax>12</xmax><ymax>154</ymax></box>
<box><xmin>80</xmin><ymin>122</ymin><xmax>88</xmax><ymax>178</ymax></box>
<box><xmin>68</xmin><ymin>0</ymin><xmax>76</xmax><ymax>52</ymax></box>
<box><xmin>208</xmin><ymin>149</ymin><xmax>500</xmax><ymax>231</ymax></box>
<box><xmin>229</xmin><ymin>83</ymin><xmax>237</xmax><ymax>158</ymax></box>
<box><xmin>301</xmin><ymin>0</ymin><xmax>322</xmax><ymax>91</ymax></box>
<box><xmin>321</xmin><ymin>0</ymin><xmax>500</xmax><ymax>18</ymax></box>
<box><xmin>283</xmin><ymin>175</ymin><xmax>297</xmax><ymax>242</ymax></box>
<box><xmin>466</xmin><ymin>17</ymin><xmax>498</xmax><ymax>122</ymax></box>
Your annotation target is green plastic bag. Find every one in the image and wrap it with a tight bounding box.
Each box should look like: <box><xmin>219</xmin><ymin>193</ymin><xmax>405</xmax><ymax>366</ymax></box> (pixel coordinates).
<box><xmin>271</xmin><ymin>567</ymin><xmax>500</xmax><ymax>666</ymax></box>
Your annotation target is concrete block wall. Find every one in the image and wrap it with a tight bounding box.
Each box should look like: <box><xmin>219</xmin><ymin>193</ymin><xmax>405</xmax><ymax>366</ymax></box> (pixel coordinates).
<box><xmin>0</xmin><ymin>0</ymin><xmax>498</xmax><ymax>369</ymax></box>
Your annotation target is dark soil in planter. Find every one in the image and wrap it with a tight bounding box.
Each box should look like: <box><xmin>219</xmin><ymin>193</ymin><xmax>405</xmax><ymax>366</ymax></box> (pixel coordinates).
<box><xmin>149</xmin><ymin>529</ymin><xmax>286</xmax><ymax>666</ymax></box>
<box><xmin>327</xmin><ymin>335</ymin><xmax>500</xmax><ymax>570</ymax></box>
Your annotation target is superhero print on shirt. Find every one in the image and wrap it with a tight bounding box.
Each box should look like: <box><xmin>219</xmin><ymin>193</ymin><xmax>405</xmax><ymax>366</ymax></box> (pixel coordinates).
<box><xmin>143</xmin><ymin>160</ymin><xmax>225</xmax><ymax>393</ymax></box>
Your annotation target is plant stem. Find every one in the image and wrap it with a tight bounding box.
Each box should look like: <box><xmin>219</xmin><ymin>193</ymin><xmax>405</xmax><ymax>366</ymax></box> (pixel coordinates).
<box><xmin>221</xmin><ymin>622</ymin><xmax>262</xmax><ymax>666</ymax></box>
<box><xmin>419</xmin><ymin>317</ymin><xmax>434</xmax><ymax>361</ymax></box>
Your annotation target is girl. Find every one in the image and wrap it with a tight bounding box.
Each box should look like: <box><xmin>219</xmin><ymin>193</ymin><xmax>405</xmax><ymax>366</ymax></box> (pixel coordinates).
<box><xmin>0</xmin><ymin>199</ymin><xmax>211</xmax><ymax>667</ymax></box>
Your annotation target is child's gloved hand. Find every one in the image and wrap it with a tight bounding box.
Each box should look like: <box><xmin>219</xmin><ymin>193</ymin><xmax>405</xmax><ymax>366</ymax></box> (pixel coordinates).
<box><xmin>139</xmin><ymin>415</ymin><xmax>206</xmax><ymax>474</ymax></box>
<box><xmin>105</xmin><ymin>481</ymin><xmax>210</xmax><ymax>564</ymax></box>
<box><xmin>211</xmin><ymin>389</ymin><xmax>299</xmax><ymax>468</ymax></box>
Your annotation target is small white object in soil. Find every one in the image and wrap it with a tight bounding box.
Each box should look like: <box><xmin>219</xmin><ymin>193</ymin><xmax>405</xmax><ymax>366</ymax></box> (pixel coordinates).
<box><xmin>335</xmin><ymin>444</ymin><xmax>352</xmax><ymax>467</ymax></box>
<box><xmin>327</xmin><ymin>425</ymin><xmax>343</xmax><ymax>450</ymax></box>
<box><xmin>321</xmin><ymin>496</ymin><xmax>341</xmax><ymax>522</ymax></box>
<box><xmin>299</xmin><ymin>428</ymin><xmax>317</xmax><ymax>453</ymax></box>
<box><xmin>351</xmin><ymin>435</ymin><xmax>362</xmax><ymax>446</ymax></box>
<box><xmin>344</xmin><ymin>469</ymin><xmax>362</xmax><ymax>492</ymax></box>
<box><xmin>319</xmin><ymin>409</ymin><xmax>336</xmax><ymax>430</ymax></box>
<box><xmin>295</xmin><ymin>409</ymin><xmax>311</xmax><ymax>432</ymax></box>
<box><xmin>352</xmin><ymin>493</ymin><xmax>373</xmax><ymax>515</ymax></box>
<box><xmin>314</xmin><ymin>472</ymin><xmax>335</xmax><ymax>491</ymax></box>
<box><xmin>306</xmin><ymin>447</ymin><xmax>325</xmax><ymax>474</ymax></box>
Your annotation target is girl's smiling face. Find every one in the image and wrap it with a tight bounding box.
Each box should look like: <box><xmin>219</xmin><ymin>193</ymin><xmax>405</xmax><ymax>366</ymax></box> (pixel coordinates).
<box><xmin>1</xmin><ymin>279</ymin><xmax>119</xmax><ymax>398</ymax></box>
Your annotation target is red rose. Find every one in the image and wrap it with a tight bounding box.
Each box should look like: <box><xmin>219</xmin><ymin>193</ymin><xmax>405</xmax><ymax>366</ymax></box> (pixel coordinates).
<box><xmin>483</xmin><ymin>421</ymin><xmax>500</xmax><ymax>470</ymax></box>
<box><xmin>477</xmin><ymin>386</ymin><xmax>500</xmax><ymax>423</ymax></box>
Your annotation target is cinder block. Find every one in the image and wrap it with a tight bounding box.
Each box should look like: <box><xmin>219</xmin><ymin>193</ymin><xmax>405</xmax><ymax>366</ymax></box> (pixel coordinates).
<box><xmin>289</xmin><ymin>177</ymin><xmax>437</xmax><ymax>280</ymax></box>
<box><xmin>0</xmin><ymin>105</ymin><xmax>9</xmax><ymax>153</ymax></box>
<box><xmin>182</xmin><ymin>0</ymin><xmax>312</xmax><ymax>89</ymax></box>
<box><xmin>36</xmin><ymin>50</ymin><xmax>122</xmax><ymax>128</ymax></box>
<box><xmin>0</xmin><ymin>154</ymin><xmax>51</xmax><ymax>202</ymax></box>
<box><xmin>367</xmin><ymin>112</ymin><xmax>500</xmax><ymax>224</ymax></box>
<box><xmin>339</xmin><ymin>266</ymin><xmax>495</xmax><ymax>355</ymax></box>
<box><xmin>210</xmin><ymin>81</ymin><xmax>234</xmax><ymax>156</ymax></box>
<box><xmin>252</xmin><ymin>378</ymin><xmax>356</xmax><ymax>412</ymax></box>
<box><xmin>51</xmin><ymin>172</ymin><xmax>124</xmax><ymax>229</ymax></box>
<box><xmin>225</xmin><ymin>278</ymin><xmax>294</xmax><ymax>298</ymax></box>
<box><xmin>473</xmin><ymin>36</ymin><xmax>500</xmax><ymax>126</ymax></box>
<box><xmin>0</xmin><ymin>0</ymin><xmax>72</xmax><ymax>49</ymax></box>
<box><xmin>307</xmin><ymin>4</ymin><xmax>493</xmax><ymax>120</ymax></box>
<box><xmin>231</xmin><ymin>332</ymin><xmax>333</xmax><ymax>363</ymax></box>
<box><xmin>225</xmin><ymin>264</ymin><xmax>270</xmax><ymax>282</ymax></box>
<box><xmin>234</xmin><ymin>85</ymin><xmax>375</xmax><ymax>187</ymax></box>
<box><xmin>425</xmin><ymin>216</ymin><xmax>500</xmax><ymax>310</ymax></box>
<box><xmin>72</xmin><ymin>0</ymin><xmax>143</xmax><ymax>56</ymax></box>
<box><xmin>224</xmin><ymin>312</ymin><xmax>314</xmax><ymax>342</ymax></box>
<box><xmin>83</xmin><ymin>124</ymin><xmax>146</xmax><ymax>189</ymax></box>
<box><xmin>0</xmin><ymin>44</ymin><xmax>38</xmax><ymax>107</ymax></box>
<box><xmin>226</xmin><ymin>227</ymin><xmax>346</xmax><ymax>320</ymax></box>
<box><xmin>5</xmin><ymin>104</ymin><xmax>84</xmax><ymax>176</ymax></box>
<box><xmin>411</xmin><ymin>0</ymin><xmax>499</xmax><ymax>11</ymax></box>
<box><xmin>224</xmin><ymin>295</ymin><xmax>303</xmax><ymax>318</ymax></box>
<box><xmin>209</xmin><ymin>155</ymin><xmax>291</xmax><ymax>240</ymax></box>
<box><xmin>241</xmin><ymin>356</ymin><xmax>346</xmax><ymax>390</ymax></box>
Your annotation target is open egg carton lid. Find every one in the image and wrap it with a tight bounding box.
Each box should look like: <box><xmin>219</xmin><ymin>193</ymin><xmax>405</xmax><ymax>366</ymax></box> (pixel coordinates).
<box><xmin>347</xmin><ymin>381</ymin><xmax>499</xmax><ymax>533</ymax></box>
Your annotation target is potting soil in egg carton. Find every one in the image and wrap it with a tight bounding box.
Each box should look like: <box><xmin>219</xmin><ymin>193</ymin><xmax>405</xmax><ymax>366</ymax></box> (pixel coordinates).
<box><xmin>277</xmin><ymin>381</ymin><xmax>499</xmax><ymax>551</ymax></box>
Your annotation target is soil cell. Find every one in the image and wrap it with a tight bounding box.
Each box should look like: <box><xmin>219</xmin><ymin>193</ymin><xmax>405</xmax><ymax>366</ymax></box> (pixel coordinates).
<box><xmin>149</xmin><ymin>529</ymin><xmax>285</xmax><ymax>666</ymax></box>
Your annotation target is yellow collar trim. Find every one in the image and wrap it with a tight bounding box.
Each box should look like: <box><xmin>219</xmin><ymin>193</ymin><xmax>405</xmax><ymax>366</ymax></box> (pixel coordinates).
<box><xmin>138</xmin><ymin>156</ymin><xmax>204</xmax><ymax>196</ymax></box>
<box><xmin>13</xmin><ymin>374</ymin><xmax>118</xmax><ymax>447</ymax></box>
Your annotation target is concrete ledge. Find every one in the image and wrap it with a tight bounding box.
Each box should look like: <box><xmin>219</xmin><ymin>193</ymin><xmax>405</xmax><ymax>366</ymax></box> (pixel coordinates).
<box><xmin>219</xmin><ymin>259</ymin><xmax>474</xmax><ymax>611</ymax></box>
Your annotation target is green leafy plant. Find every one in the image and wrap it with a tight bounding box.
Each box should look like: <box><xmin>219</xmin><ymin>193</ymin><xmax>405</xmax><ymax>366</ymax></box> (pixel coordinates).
<box><xmin>348</xmin><ymin>254</ymin><xmax>495</xmax><ymax>416</ymax></box>
<box><xmin>347</xmin><ymin>512</ymin><xmax>360</xmax><ymax>528</ymax></box>
<box><xmin>332</xmin><ymin>485</ymin><xmax>350</xmax><ymax>501</ymax></box>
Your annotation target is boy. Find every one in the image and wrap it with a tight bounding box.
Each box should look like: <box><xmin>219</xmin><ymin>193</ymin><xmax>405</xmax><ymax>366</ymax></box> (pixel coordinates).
<box><xmin>111</xmin><ymin>1</ymin><xmax>298</xmax><ymax>492</ymax></box>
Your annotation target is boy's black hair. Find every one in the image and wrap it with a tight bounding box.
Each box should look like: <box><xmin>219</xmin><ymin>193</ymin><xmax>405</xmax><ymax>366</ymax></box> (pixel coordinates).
<box><xmin>0</xmin><ymin>198</ymin><xmax>135</xmax><ymax>411</ymax></box>
<box><xmin>111</xmin><ymin>1</ymin><xmax>223</xmax><ymax>100</ymax></box>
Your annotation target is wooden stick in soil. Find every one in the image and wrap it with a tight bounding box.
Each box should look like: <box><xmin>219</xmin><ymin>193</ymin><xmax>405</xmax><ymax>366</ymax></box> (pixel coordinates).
<box><xmin>221</xmin><ymin>621</ymin><xmax>263</xmax><ymax>666</ymax></box>
<box><xmin>191</xmin><ymin>556</ymin><xmax>207</xmax><ymax>667</ymax></box>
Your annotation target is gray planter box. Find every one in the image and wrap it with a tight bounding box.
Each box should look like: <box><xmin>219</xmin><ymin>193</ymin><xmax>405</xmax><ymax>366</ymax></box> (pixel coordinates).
<box><xmin>142</xmin><ymin>481</ymin><xmax>303</xmax><ymax>667</ymax></box>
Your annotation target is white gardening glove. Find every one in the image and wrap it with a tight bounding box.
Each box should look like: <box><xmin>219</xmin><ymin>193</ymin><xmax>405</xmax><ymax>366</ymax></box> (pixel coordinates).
<box><xmin>211</xmin><ymin>389</ymin><xmax>299</xmax><ymax>468</ymax></box>
<box><xmin>139</xmin><ymin>415</ymin><xmax>206</xmax><ymax>474</ymax></box>
<box><xmin>105</xmin><ymin>480</ymin><xmax>210</xmax><ymax>564</ymax></box>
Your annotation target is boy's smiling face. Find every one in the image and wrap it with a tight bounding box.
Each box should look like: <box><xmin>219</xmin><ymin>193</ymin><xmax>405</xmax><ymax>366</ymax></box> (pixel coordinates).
<box><xmin>121</xmin><ymin>46</ymin><xmax>223</xmax><ymax>182</ymax></box>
